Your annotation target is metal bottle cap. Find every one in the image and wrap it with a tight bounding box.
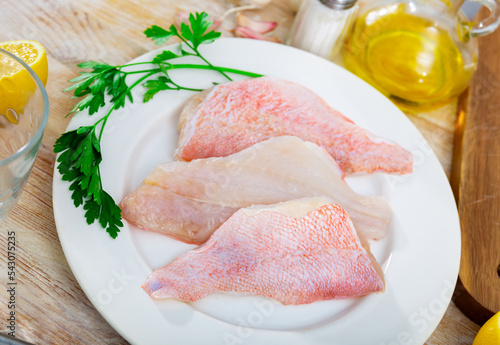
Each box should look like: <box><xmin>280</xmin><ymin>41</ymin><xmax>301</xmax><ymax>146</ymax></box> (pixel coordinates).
<box><xmin>319</xmin><ymin>0</ymin><xmax>358</xmax><ymax>10</ymax></box>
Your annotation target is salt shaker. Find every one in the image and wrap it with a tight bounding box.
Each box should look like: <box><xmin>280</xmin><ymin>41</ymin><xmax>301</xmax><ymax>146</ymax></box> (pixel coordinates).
<box><xmin>289</xmin><ymin>0</ymin><xmax>358</xmax><ymax>60</ymax></box>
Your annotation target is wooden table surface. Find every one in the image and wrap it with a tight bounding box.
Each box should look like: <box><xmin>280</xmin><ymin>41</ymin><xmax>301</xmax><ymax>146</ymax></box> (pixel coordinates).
<box><xmin>0</xmin><ymin>0</ymin><xmax>486</xmax><ymax>344</ymax></box>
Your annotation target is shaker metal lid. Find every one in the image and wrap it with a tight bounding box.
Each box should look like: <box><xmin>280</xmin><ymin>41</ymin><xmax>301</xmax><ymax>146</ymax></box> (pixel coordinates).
<box><xmin>319</xmin><ymin>0</ymin><xmax>357</xmax><ymax>10</ymax></box>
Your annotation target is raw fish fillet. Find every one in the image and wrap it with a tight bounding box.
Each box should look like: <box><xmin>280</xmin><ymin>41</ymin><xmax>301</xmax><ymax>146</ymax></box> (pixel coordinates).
<box><xmin>142</xmin><ymin>198</ymin><xmax>385</xmax><ymax>304</ymax></box>
<box><xmin>175</xmin><ymin>76</ymin><xmax>413</xmax><ymax>175</ymax></box>
<box><xmin>119</xmin><ymin>184</ymin><xmax>238</xmax><ymax>243</ymax></box>
<box><xmin>120</xmin><ymin>136</ymin><xmax>392</xmax><ymax>244</ymax></box>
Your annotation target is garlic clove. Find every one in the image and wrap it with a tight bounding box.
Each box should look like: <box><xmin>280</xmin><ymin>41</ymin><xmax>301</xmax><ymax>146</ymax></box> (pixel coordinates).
<box><xmin>233</xmin><ymin>26</ymin><xmax>281</xmax><ymax>42</ymax></box>
<box><xmin>210</xmin><ymin>18</ymin><xmax>223</xmax><ymax>31</ymax></box>
<box><xmin>236</xmin><ymin>12</ymin><xmax>277</xmax><ymax>33</ymax></box>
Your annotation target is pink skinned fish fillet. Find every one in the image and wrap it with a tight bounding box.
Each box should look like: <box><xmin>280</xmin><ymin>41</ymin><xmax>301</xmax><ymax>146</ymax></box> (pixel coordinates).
<box><xmin>119</xmin><ymin>136</ymin><xmax>392</xmax><ymax>244</ymax></box>
<box><xmin>175</xmin><ymin>76</ymin><xmax>413</xmax><ymax>175</ymax></box>
<box><xmin>142</xmin><ymin>198</ymin><xmax>385</xmax><ymax>304</ymax></box>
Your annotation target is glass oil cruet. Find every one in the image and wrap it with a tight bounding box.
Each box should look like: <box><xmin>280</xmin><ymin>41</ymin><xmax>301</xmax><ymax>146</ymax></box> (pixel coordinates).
<box><xmin>342</xmin><ymin>0</ymin><xmax>500</xmax><ymax>112</ymax></box>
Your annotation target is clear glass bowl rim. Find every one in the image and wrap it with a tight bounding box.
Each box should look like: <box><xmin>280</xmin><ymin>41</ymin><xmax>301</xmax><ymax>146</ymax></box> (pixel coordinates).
<box><xmin>0</xmin><ymin>47</ymin><xmax>50</xmax><ymax>167</ymax></box>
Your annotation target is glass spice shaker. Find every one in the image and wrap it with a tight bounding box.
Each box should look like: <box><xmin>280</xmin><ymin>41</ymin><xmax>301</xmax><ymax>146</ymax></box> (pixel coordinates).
<box><xmin>289</xmin><ymin>0</ymin><xmax>358</xmax><ymax>60</ymax></box>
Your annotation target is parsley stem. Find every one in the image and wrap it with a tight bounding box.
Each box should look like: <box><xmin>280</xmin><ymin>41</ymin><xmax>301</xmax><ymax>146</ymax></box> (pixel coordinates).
<box><xmin>168</xmin><ymin>64</ymin><xmax>263</xmax><ymax>78</ymax></box>
<box><xmin>120</xmin><ymin>61</ymin><xmax>158</xmax><ymax>68</ymax></box>
<box><xmin>178</xmin><ymin>87</ymin><xmax>204</xmax><ymax>92</ymax></box>
<box><xmin>122</xmin><ymin>64</ymin><xmax>262</xmax><ymax>78</ymax></box>
<box><xmin>115</xmin><ymin>43</ymin><xmax>235</xmax><ymax>83</ymax></box>
<box><xmin>192</xmin><ymin>47</ymin><xmax>233</xmax><ymax>81</ymax></box>
<box><xmin>167</xmin><ymin>78</ymin><xmax>204</xmax><ymax>92</ymax></box>
<box><xmin>168</xmin><ymin>64</ymin><xmax>262</xmax><ymax>78</ymax></box>
<box><xmin>124</xmin><ymin>68</ymin><xmax>162</xmax><ymax>75</ymax></box>
<box><xmin>95</xmin><ymin>70</ymin><xmax>158</xmax><ymax>141</ymax></box>
<box><xmin>176</xmin><ymin>36</ymin><xmax>233</xmax><ymax>82</ymax></box>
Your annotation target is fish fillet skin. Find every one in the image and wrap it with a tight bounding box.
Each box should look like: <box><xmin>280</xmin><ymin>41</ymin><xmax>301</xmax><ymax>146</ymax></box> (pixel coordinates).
<box><xmin>121</xmin><ymin>136</ymin><xmax>391</xmax><ymax>243</ymax></box>
<box><xmin>142</xmin><ymin>200</ymin><xmax>385</xmax><ymax>304</ymax></box>
<box><xmin>175</xmin><ymin>76</ymin><xmax>413</xmax><ymax>175</ymax></box>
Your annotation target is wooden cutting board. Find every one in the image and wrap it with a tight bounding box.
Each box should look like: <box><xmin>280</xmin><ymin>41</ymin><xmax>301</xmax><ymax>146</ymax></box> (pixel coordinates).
<box><xmin>450</xmin><ymin>6</ymin><xmax>500</xmax><ymax>325</ymax></box>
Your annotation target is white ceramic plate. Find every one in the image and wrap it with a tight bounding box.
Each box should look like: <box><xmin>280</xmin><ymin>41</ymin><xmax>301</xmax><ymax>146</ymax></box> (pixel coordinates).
<box><xmin>53</xmin><ymin>38</ymin><xmax>461</xmax><ymax>345</ymax></box>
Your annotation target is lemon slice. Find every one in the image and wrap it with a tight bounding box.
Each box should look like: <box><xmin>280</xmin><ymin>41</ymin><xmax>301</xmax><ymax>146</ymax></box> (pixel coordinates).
<box><xmin>473</xmin><ymin>311</ymin><xmax>500</xmax><ymax>345</ymax></box>
<box><xmin>365</xmin><ymin>29</ymin><xmax>444</xmax><ymax>100</ymax></box>
<box><xmin>0</xmin><ymin>40</ymin><xmax>48</xmax><ymax>122</ymax></box>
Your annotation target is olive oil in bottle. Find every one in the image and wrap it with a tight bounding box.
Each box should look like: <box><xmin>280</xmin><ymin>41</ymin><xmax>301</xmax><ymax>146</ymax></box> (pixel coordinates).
<box><xmin>343</xmin><ymin>3</ymin><xmax>477</xmax><ymax>112</ymax></box>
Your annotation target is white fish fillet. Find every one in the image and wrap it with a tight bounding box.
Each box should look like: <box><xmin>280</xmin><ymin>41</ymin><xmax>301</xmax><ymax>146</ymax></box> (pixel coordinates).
<box><xmin>120</xmin><ymin>136</ymin><xmax>392</xmax><ymax>243</ymax></box>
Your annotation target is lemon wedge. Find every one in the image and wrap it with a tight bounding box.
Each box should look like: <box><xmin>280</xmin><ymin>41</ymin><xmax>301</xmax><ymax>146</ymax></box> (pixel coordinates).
<box><xmin>0</xmin><ymin>40</ymin><xmax>48</xmax><ymax>122</ymax></box>
<box><xmin>473</xmin><ymin>311</ymin><xmax>500</xmax><ymax>345</ymax></box>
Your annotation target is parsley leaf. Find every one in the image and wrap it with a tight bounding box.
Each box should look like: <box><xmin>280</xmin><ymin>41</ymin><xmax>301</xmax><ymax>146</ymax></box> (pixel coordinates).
<box><xmin>144</xmin><ymin>24</ymin><xmax>177</xmax><ymax>45</ymax></box>
<box><xmin>180</xmin><ymin>12</ymin><xmax>221</xmax><ymax>49</ymax></box>
<box><xmin>77</xmin><ymin>61</ymin><xmax>113</xmax><ymax>70</ymax></box>
<box><xmin>83</xmin><ymin>192</ymin><xmax>122</xmax><ymax>239</ymax></box>
<box><xmin>64</xmin><ymin>65</ymin><xmax>126</xmax><ymax>117</ymax></box>
<box><xmin>54</xmin><ymin>127</ymin><xmax>122</xmax><ymax>237</ymax></box>
<box><xmin>152</xmin><ymin>50</ymin><xmax>185</xmax><ymax>64</ymax></box>
<box><xmin>144</xmin><ymin>12</ymin><xmax>229</xmax><ymax>80</ymax></box>
<box><xmin>143</xmin><ymin>76</ymin><xmax>174</xmax><ymax>103</ymax></box>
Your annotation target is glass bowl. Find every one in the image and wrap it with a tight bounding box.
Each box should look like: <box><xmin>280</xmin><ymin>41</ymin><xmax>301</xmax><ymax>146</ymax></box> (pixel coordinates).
<box><xmin>0</xmin><ymin>48</ymin><xmax>49</xmax><ymax>221</ymax></box>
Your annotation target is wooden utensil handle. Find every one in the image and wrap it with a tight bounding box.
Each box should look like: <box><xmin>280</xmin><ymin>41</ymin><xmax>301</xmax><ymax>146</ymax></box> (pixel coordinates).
<box><xmin>450</xmin><ymin>6</ymin><xmax>500</xmax><ymax>325</ymax></box>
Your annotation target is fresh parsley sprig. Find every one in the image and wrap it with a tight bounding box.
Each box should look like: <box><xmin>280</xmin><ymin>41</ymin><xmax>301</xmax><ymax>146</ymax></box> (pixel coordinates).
<box><xmin>54</xmin><ymin>126</ymin><xmax>122</xmax><ymax>238</ymax></box>
<box><xmin>54</xmin><ymin>12</ymin><xmax>263</xmax><ymax>238</ymax></box>
<box><xmin>145</xmin><ymin>12</ymin><xmax>232</xmax><ymax>81</ymax></box>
